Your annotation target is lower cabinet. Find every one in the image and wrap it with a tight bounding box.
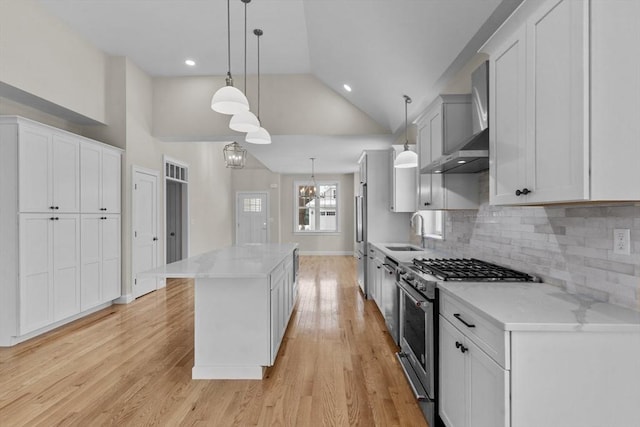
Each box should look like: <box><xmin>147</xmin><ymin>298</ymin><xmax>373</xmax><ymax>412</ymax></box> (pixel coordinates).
<box><xmin>439</xmin><ymin>317</ymin><xmax>508</xmax><ymax>427</ymax></box>
<box><xmin>80</xmin><ymin>214</ymin><xmax>121</xmax><ymax>311</ymax></box>
<box><xmin>19</xmin><ymin>213</ymin><xmax>81</xmax><ymax>335</ymax></box>
<box><xmin>270</xmin><ymin>256</ymin><xmax>296</xmax><ymax>364</ymax></box>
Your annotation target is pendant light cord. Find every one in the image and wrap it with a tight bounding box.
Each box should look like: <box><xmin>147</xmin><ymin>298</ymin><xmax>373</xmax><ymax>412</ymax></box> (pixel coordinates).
<box><xmin>403</xmin><ymin>94</ymin><xmax>412</xmax><ymax>150</ymax></box>
<box><xmin>226</xmin><ymin>0</ymin><xmax>231</xmax><ymax>79</ymax></box>
<box><xmin>257</xmin><ymin>31</ymin><xmax>261</xmax><ymax>120</ymax></box>
<box><xmin>243</xmin><ymin>0</ymin><xmax>247</xmax><ymax>94</ymax></box>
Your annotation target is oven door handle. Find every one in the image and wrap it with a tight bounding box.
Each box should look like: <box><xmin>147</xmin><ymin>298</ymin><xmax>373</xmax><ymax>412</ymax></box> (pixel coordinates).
<box><xmin>396</xmin><ymin>353</ymin><xmax>428</xmax><ymax>401</ymax></box>
<box><xmin>397</xmin><ymin>279</ymin><xmax>434</xmax><ymax>306</ymax></box>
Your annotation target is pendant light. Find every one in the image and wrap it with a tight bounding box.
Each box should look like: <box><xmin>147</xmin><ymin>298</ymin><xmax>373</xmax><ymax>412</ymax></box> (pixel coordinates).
<box><xmin>229</xmin><ymin>0</ymin><xmax>260</xmax><ymax>132</ymax></box>
<box><xmin>246</xmin><ymin>28</ymin><xmax>272</xmax><ymax>144</ymax></box>
<box><xmin>300</xmin><ymin>158</ymin><xmax>318</xmax><ymax>199</ymax></box>
<box><xmin>223</xmin><ymin>141</ymin><xmax>247</xmax><ymax>169</ymax></box>
<box><xmin>394</xmin><ymin>94</ymin><xmax>418</xmax><ymax>168</ymax></box>
<box><xmin>211</xmin><ymin>0</ymin><xmax>250</xmax><ymax>115</ymax></box>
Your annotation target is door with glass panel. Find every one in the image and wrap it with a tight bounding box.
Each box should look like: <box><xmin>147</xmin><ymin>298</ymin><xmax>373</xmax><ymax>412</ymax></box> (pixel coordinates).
<box><xmin>236</xmin><ymin>192</ymin><xmax>268</xmax><ymax>245</ymax></box>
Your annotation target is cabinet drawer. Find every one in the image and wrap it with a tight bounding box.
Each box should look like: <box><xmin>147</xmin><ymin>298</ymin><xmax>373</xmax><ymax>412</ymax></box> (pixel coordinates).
<box><xmin>440</xmin><ymin>292</ymin><xmax>510</xmax><ymax>369</ymax></box>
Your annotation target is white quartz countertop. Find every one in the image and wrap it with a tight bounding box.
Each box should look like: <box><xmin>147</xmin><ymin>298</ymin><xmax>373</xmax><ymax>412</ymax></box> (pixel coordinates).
<box><xmin>369</xmin><ymin>242</ymin><xmax>453</xmax><ymax>263</ymax></box>
<box><xmin>140</xmin><ymin>243</ymin><xmax>298</xmax><ymax>279</ymax></box>
<box><xmin>439</xmin><ymin>281</ymin><xmax>640</xmax><ymax>332</ymax></box>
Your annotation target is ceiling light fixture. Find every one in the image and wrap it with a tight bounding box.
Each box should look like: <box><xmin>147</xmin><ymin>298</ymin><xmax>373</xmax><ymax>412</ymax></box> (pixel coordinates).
<box><xmin>394</xmin><ymin>95</ymin><xmax>418</xmax><ymax>168</ymax></box>
<box><xmin>223</xmin><ymin>141</ymin><xmax>247</xmax><ymax>169</ymax></box>
<box><xmin>229</xmin><ymin>0</ymin><xmax>260</xmax><ymax>132</ymax></box>
<box><xmin>185</xmin><ymin>59</ymin><xmax>196</xmax><ymax>66</ymax></box>
<box><xmin>343</xmin><ymin>84</ymin><xmax>352</xmax><ymax>92</ymax></box>
<box><xmin>246</xmin><ymin>28</ymin><xmax>272</xmax><ymax>144</ymax></box>
<box><xmin>300</xmin><ymin>157</ymin><xmax>319</xmax><ymax>200</ymax></box>
<box><xmin>211</xmin><ymin>0</ymin><xmax>249</xmax><ymax>115</ymax></box>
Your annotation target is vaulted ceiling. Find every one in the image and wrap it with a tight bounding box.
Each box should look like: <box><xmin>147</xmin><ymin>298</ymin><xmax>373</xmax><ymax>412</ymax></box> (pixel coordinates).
<box><xmin>36</xmin><ymin>0</ymin><xmax>522</xmax><ymax>173</ymax></box>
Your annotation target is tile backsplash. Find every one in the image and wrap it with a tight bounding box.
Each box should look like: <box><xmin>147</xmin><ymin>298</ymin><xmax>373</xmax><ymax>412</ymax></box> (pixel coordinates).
<box><xmin>424</xmin><ymin>172</ymin><xmax>640</xmax><ymax>310</ymax></box>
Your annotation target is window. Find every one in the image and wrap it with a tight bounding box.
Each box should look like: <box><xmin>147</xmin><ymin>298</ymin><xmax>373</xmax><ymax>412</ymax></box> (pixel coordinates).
<box><xmin>294</xmin><ymin>181</ymin><xmax>338</xmax><ymax>233</ymax></box>
<box><xmin>419</xmin><ymin>210</ymin><xmax>444</xmax><ymax>240</ymax></box>
<box><xmin>243</xmin><ymin>198</ymin><xmax>262</xmax><ymax>213</ymax></box>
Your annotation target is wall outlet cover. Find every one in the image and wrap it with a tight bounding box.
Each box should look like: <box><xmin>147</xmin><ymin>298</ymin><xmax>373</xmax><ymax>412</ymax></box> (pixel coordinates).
<box><xmin>613</xmin><ymin>229</ymin><xmax>631</xmax><ymax>255</ymax></box>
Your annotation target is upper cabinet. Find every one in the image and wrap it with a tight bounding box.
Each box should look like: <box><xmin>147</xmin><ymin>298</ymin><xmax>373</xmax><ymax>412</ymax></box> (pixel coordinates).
<box><xmin>483</xmin><ymin>0</ymin><xmax>640</xmax><ymax>205</ymax></box>
<box><xmin>18</xmin><ymin>124</ymin><xmax>80</xmax><ymax>213</ymax></box>
<box><xmin>81</xmin><ymin>143</ymin><xmax>121</xmax><ymax>213</ymax></box>
<box><xmin>389</xmin><ymin>146</ymin><xmax>416</xmax><ymax>212</ymax></box>
<box><xmin>416</xmin><ymin>96</ymin><xmax>479</xmax><ymax>210</ymax></box>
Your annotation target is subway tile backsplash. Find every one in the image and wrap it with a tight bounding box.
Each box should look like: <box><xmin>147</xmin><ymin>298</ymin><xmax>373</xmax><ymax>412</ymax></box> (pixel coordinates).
<box><xmin>424</xmin><ymin>172</ymin><xmax>640</xmax><ymax>310</ymax></box>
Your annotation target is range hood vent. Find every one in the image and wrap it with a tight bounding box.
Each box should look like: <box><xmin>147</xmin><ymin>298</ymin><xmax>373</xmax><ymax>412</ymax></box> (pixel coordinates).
<box><xmin>421</xmin><ymin>61</ymin><xmax>489</xmax><ymax>175</ymax></box>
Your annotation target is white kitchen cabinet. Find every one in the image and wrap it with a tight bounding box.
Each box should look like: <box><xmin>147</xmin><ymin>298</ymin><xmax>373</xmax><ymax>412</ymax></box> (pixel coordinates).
<box><xmin>484</xmin><ymin>0</ymin><xmax>640</xmax><ymax>204</ymax></box>
<box><xmin>0</xmin><ymin>116</ymin><xmax>123</xmax><ymax>347</ymax></box>
<box><xmin>439</xmin><ymin>283</ymin><xmax>640</xmax><ymax>427</ymax></box>
<box><xmin>270</xmin><ymin>256</ymin><xmax>296</xmax><ymax>364</ymax></box>
<box><xmin>439</xmin><ymin>307</ymin><xmax>508</xmax><ymax>427</ymax></box>
<box><xmin>19</xmin><ymin>213</ymin><xmax>81</xmax><ymax>335</ymax></box>
<box><xmin>81</xmin><ymin>214</ymin><xmax>121</xmax><ymax>310</ymax></box>
<box><xmin>389</xmin><ymin>146</ymin><xmax>417</xmax><ymax>212</ymax></box>
<box><xmin>81</xmin><ymin>143</ymin><xmax>121</xmax><ymax>213</ymax></box>
<box><xmin>416</xmin><ymin>96</ymin><xmax>479</xmax><ymax>210</ymax></box>
<box><xmin>18</xmin><ymin>124</ymin><xmax>80</xmax><ymax>213</ymax></box>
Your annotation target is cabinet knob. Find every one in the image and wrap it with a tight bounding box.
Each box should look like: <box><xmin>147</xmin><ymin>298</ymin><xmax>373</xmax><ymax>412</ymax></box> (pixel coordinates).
<box><xmin>55</xmin><ymin>217</ymin><xmax>59</xmax><ymax>221</ymax></box>
<box><xmin>49</xmin><ymin>206</ymin><xmax>55</xmax><ymax>210</ymax></box>
<box><xmin>455</xmin><ymin>341</ymin><xmax>468</xmax><ymax>353</ymax></box>
<box><xmin>50</xmin><ymin>217</ymin><xmax>55</xmax><ymax>221</ymax></box>
<box><xmin>424</xmin><ymin>202</ymin><xmax>430</xmax><ymax>206</ymax></box>
<box><xmin>100</xmin><ymin>208</ymin><xmax>107</xmax><ymax>211</ymax></box>
<box><xmin>153</xmin><ymin>237</ymin><xmax>158</xmax><ymax>241</ymax></box>
<box><xmin>515</xmin><ymin>188</ymin><xmax>531</xmax><ymax>196</ymax></box>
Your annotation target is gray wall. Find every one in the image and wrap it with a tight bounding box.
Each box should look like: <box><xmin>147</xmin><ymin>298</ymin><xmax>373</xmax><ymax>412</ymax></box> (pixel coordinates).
<box><xmin>425</xmin><ymin>172</ymin><xmax>640</xmax><ymax>310</ymax></box>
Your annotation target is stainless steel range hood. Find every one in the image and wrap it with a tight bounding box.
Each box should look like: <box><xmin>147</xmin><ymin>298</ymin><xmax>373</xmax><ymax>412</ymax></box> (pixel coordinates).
<box><xmin>421</xmin><ymin>61</ymin><xmax>489</xmax><ymax>174</ymax></box>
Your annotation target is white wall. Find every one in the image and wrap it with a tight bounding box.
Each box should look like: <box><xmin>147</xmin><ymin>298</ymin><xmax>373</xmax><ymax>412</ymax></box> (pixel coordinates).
<box><xmin>0</xmin><ymin>0</ymin><xmax>107</xmax><ymax>123</ymax></box>
<box><xmin>152</xmin><ymin>74</ymin><xmax>389</xmax><ymax>140</ymax></box>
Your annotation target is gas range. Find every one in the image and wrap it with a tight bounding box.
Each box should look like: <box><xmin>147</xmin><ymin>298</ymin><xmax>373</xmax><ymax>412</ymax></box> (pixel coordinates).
<box><xmin>399</xmin><ymin>258</ymin><xmax>536</xmax><ymax>299</ymax></box>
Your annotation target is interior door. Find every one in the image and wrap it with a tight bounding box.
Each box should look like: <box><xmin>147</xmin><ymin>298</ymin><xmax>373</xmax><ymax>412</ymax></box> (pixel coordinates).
<box><xmin>166</xmin><ymin>180</ymin><xmax>182</xmax><ymax>263</ymax></box>
<box><xmin>133</xmin><ymin>169</ymin><xmax>158</xmax><ymax>298</ymax></box>
<box><xmin>236</xmin><ymin>192</ymin><xmax>268</xmax><ymax>245</ymax></box>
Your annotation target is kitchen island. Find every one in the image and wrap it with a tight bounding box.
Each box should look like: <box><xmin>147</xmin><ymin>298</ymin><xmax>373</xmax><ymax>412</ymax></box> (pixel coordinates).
<box><xmin>143</xmin><ymin>243</ymin><xmax>298</xmax><ymax>379</ymax></box>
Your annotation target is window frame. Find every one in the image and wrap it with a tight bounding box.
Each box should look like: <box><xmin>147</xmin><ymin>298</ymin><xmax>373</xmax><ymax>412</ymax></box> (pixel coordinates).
<box><xmin>293</xmin><ymin>180</ymin><xmax>340</xmax><ymax>234</ymax></box>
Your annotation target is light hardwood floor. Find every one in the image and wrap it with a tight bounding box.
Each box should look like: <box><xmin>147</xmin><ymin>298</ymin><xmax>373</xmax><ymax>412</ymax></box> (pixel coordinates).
<box><xmin>0</xmin><ymin>256</ymin><xmax>428</xmax><ymax>426</ymax></box>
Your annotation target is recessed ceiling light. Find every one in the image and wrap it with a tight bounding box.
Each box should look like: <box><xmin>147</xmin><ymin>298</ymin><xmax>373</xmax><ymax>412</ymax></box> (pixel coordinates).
<box><xmin>185</xmin><ymin>59</ymin><xmax>196</xmax><ymax>67</ymax></box>
<box><xmin>343</xmin><ymin>84</ymin><xmax>352</xmax><ymax>92</ymax></box>
<box><xmin>434</xmin><ymin>170</ymin><xmax>442</xmax><ymax>174</ymax></box>
<box><xmin>457</xmin><ymin>160</ymin><xmax>467</xmax><ymax>164</ymax></box>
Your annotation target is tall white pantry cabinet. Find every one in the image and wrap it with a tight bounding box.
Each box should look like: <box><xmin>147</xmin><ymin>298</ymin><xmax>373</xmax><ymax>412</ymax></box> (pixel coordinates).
<box><xmin>0</xmin><ymin>116</ymin><xmax>123</xmax><ymax>346</ymax></box>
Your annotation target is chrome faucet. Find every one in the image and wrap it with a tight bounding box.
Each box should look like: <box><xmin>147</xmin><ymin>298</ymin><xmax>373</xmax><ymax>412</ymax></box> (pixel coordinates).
<box><xmin>410</xmin><ymin>212</ymin><xmax>426</xmax><ymax>249</ymax></box>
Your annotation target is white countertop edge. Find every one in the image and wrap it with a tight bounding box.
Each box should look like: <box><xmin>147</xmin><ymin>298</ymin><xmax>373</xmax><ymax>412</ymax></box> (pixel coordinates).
<box><xmin>438</xmin><ymin>283</ymin><xmax>640</xmax><ymax>333</ymax></box>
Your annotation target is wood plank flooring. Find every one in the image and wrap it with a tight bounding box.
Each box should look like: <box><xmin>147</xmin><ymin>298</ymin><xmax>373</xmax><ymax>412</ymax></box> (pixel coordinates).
<box><xmin>0</xmin><ymin>256</ymin><xmax>428</xmax><ymax>426</ymax></box>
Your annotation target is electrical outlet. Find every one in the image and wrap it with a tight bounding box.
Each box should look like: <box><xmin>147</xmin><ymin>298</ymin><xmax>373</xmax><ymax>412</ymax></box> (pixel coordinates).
<box><xmin>613</xmin><ymin>229</ymin><xmax>631</xmax><ymax>255</ymax></box>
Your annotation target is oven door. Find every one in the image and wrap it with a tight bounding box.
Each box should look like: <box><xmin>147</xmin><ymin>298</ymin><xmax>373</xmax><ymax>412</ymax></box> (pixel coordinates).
<box><xmin>397</xmin><ymin>278</ymin><xmax>435</xmax><ymax>398</ymax></box>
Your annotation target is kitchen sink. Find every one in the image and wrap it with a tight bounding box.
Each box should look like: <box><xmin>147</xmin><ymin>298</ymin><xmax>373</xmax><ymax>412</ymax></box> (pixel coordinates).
<box><xmin>386</xmin><ymin>246</ymin><xmax>421</xmax><ymax>251</ymax></box>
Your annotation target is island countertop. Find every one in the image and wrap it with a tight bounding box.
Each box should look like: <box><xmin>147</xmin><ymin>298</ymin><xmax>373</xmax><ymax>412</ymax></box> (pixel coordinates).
<box><xmin>142</xmin><ymin>243</ymin><xmax>298</xmax><ymax>279</ymax></box>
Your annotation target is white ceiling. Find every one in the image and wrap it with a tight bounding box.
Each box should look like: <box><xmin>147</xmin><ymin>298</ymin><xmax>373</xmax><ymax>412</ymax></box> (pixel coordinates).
<box><xmin>35</xmin><ymin>0</ymin><xmax>522</xmax><ymax>173</ymax></box>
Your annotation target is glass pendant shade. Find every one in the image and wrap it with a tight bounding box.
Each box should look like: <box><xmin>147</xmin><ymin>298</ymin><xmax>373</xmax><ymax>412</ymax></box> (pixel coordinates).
<box><xmin>245</xmin><ymin>126</ymin><xmax>271</xmax><ymax>144</ymax></box>
<box><xmin>223</xmin><ymin>141</ymin><xmax>246</xmax><ymax>169</ymax></box>
<box><xmin>211</xmin><ymin>85</ymin><xmax>249</xmax><ymax>115</ymax></box>
<box><xmin>229</xmin><ymin>110</ymin><xmax>260</xmax><ymax>132</ymax></box>
<box><xmin>394</xmin><ymin>148</ymin><xmax>418</xmax><ymax>168</ymax></box>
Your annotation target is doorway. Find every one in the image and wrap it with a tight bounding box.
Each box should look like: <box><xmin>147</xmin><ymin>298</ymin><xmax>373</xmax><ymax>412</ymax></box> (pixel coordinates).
<box><xmin>164</xmin><ymin>157</ymin><xmax>189</xmax><ymax>264</ymax></box>
<box><xmin>132</xmin><ymin>167</ymin><xmax>159</xmax><ymax>299</ymax></box>
<box><xmin>236</xmin><ymin>192</ymin><xmax>269</xmax><ymax>245</ymax></box>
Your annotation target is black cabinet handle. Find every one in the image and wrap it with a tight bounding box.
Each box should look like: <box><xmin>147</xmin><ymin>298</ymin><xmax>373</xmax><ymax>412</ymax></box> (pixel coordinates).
<box><xmin>49</xmin><ymin>206</ymin><xmax>55</xmax><ymax>210</ymax></box>
<box><xmin>424</xmin><ymin>202</ymin><xmax>430</xmax><ymax>206</ymax></box>
<box><xmin>453</xmin><ymin>313</ymin><xmax>476</xmax><ymax>328</ymax></box>
<box><xmin>55</xmin><ymin>217</ymin><xmax>59</xmax><ymax>221</ymax></box>
<box><xmin>100</xmin><ymin>208</ymin><xmax>107</xmax><ymax>211</ymax></box>
<box><xmin>153</xmin><ymin>237</ymin><xmax>158</xmax><ymax>241</ymax></box>
<box><xmin>101</xmin><ymin>216</ymin><xmax>107</xmax><ymax>220</ymax></box>
<box><xmin>515</xmin><ymin>188</ymin><xmax>531</xmax><ymax>196</ymax></box>
<box><xmin>170</xmin><ymin>232</ymin><xmax>175</xmax><ymax>236</ymax></box>
<box><xmin>55</xmin><ymin>206</ymin><xmax>59</xmax><ymax>210</ymax></box>
<box><xmin>455</xmin><ymin>341</ymin><xmax>468</xmax><ymax>353</ymax></box>
<box><xmin>50</xmin><ymin>217</ymin><xmax>55</xmax><ymax>221</ymax></box>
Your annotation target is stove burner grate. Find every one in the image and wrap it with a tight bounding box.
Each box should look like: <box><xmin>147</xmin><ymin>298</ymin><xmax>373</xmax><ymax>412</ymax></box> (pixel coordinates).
<box><xmin>412</xmin><ymin>258</ymin><xmax>535</xmax><ymax>282</ymax></box>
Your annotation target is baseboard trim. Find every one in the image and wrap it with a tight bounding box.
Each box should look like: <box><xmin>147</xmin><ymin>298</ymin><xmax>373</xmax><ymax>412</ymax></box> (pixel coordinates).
<box><xmin>298</xmin><ymin>251</ymin><xmax>354</xmax><ymax>256</ymax></box>
<box><xmin>1</xmin><ymin>301</ymin><xmax>112</xmax><ymax>347</ymax></box>
<box><xmin>114</xmin><ymin>294</ymin><xmax>134</xmax><ymax>304</ymax></box>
